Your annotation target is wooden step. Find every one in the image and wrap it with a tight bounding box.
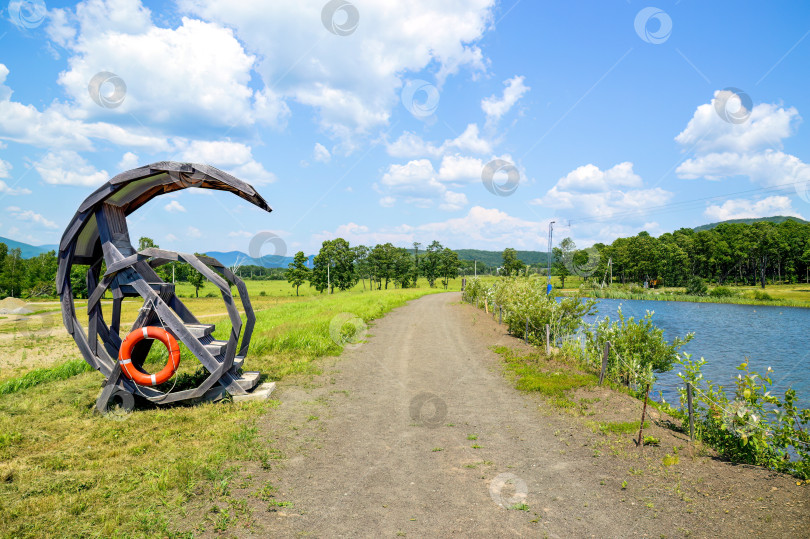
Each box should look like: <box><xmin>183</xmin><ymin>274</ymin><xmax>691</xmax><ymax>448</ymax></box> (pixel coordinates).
<box><xmin>184</xmin><ymin>323</ymin><xmax>215</xmax><ymax>338</ymax></box>
<box><xmin>234</xmin><ymin>371</ymin><xmax>261</xmax><ymax>391</ymax></box>
<box><xmin>204</xmin><ymin>339</ymin><xmax>228</xmax><ymax>356</ymax></box>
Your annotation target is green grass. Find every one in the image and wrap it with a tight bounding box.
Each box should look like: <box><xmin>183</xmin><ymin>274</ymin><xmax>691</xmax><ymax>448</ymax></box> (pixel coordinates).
<box><xmin>596</xmin><ymin>420</ymin><xmax>648</xmax><ymax>435</ymax></box>
<box><xmin>0</xmin><ymin>283</ymin><xmax>450</xmax><ymax>537</ymax></box>
<box><xmin>0</xmin><ymin>359</ymin><xmax>93</xmax><ymax>396</ymax></box>
<box><xmin>493</xmin><ymin>346</ymin><xmax>597</xmax><ymax>407</ymax></box>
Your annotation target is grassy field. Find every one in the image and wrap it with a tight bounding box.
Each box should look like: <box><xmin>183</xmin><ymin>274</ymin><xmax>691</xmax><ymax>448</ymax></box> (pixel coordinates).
<box><xmin>0</xmin><ymin>278</ymin><xmax>460</xmax><ymax>537</ymax></box>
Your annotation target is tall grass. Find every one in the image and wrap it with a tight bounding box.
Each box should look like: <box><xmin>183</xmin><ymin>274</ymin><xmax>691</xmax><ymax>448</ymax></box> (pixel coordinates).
<box><xmin>575</xmin><ymin>287</ymin><xmax>810</xmax><ymax>308</ymax></box>
<box><xmin>0</xmin><ymin>359</ymin><xmax>92</xmax><ymax>396</ymax></box>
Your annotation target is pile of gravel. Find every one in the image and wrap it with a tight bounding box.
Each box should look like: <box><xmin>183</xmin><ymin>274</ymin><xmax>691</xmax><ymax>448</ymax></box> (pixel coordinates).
<box><xmin>0</xmin><ymin>297</ymin><xmax>33</xmax><ymax>315</ymax></box>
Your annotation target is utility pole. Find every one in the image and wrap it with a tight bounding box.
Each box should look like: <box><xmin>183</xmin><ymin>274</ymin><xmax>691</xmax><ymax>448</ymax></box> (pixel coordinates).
<box><xmin>474</xmin><ymin>260</ymin><xmax>477</xmax><ymax>277</ymax></box>
<box><xmin>327</xmin><ymin>260</ymin><xmax>331</xmax><ymax>294</ymax></box>
<box><xmin>546</xmin><ymin>221</ymin><xmax>555</xmax><ymax>294</ymax></box>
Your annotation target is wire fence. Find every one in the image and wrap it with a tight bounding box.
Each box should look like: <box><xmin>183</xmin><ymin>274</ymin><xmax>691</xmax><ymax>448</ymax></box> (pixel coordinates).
<box><xmin>467</xmin><ymin>293</ymin><xmax>810</xmax><ymax>454</ymax></box>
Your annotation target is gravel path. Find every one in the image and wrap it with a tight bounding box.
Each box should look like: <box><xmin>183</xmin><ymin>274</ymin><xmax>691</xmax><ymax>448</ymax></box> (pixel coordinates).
<box><xmin>241</xmin><ymin>292</ymin><xmax>808</xmax><ymax>538</ymax></box>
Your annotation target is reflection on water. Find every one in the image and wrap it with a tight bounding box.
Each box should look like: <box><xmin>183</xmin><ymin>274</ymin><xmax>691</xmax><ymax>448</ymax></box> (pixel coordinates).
<box><xmin>585</xmin><ymin>299</ymin><xmax>810</xmax><ymax>408</ymax></box>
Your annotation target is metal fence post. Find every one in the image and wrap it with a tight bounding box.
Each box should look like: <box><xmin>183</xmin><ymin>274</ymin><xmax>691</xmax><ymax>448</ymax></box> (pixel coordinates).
<box><xmin>545</xmin><ymin>324</ymin><xmax>550</xmax><ymax>355</ymax></box>
<box><xmin>524</xmin><ymin>317</ymin><xmax>529</xmax><ymax>344</ymax></box>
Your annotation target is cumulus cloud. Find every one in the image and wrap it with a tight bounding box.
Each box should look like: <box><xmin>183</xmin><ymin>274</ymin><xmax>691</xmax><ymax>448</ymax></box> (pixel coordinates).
<box><xmin>675</xmin><ymin>95</ymin><xmax>799</xmax><ymax>154</ymax></box>
<box><xmin>118</xmin><ymin>151</ymin><xmax>139</xmax><ymax>169</ymax></box>
<box><xmin>0</xmin><ymin>181</ymin><xmax>31</xmax><ymax>196</ymax></box>
<box><xmin>313</xmin><ymin>143</ymin><xmax>331</xmax><ymax>163</ymax></box>
<box><xmin>531</xmin><ymin>162</ymin><xmax>672</xmax><ymax>220</ymax></box>
<box><xmin>677</xmin><ymin>149</ymin><xmax>810</xmax><ymax>186</ymax></box>
<box><xmin>675</xmin><ymin>93</ymin><xmax>809</xmax><ymax>194</ymax></box>
<box><xmin>0</xmin><ymin>64</ymin><xmax>169</xmax><ymax>151</ymax></box>
<box><xmin>704</xmin><ymin>196</ymin><xmax>803</xmax><ymax>221</ymax></box>
<box><xmin>386</xmin><ymin>123</ymin><xmax>492</xmax><ymax>158</ymax></box>
<box><xmin>49</xmin><ymin>0</ymin><xmax>289</xmax><ymax>128</ymax></box>
<box><xmin>164</xmin><ymin>200</ymin><xmax>186</xmax><ymax>212</ymax></box>
<box><xmin>177</xmin><ymin>140</ymin><xmax>276</xmax><ymax>184</ymax></box>
<box><xmin>34</xmin><ymin>150</ymin><xmax>109</xmax><ymax>186</ymax></box>
<box><xmin>481</xmin><ymin>75</ymin><xmax>530</xmax><ymax>127</ymax></box>
<box><xmin>313</xmin><ymin>206</ymin><xmax>551</xmax><ymax>251</ymax></box>
<box><xmin>179</xmin><ymin>0</ymin><xmax>495</xmax><ymax>138</ymax></box>
<box><xmin>6</xmin><ymin>206</ymin><xmax>58</xmax><ymax>228</ymax></box>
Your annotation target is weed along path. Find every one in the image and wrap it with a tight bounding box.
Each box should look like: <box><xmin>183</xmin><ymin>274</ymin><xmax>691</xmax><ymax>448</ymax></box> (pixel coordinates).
<box><xmin>239</xmin><ymin>292</ymin><xmax>809</xmax><ymax>537</ymax></box>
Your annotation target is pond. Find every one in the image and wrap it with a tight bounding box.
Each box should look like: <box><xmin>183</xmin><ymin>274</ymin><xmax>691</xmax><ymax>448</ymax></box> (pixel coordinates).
<box><xmin>585</xmin><ymin>298</ymin><xmax>810</xmax><ymax>409</ymax></box>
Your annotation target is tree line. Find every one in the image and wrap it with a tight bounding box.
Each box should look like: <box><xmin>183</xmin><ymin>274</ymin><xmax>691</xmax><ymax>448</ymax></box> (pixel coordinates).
<box><xmin>553</xmin><ymin>220</ymin><xmax>810</xmax><ymax>288</ymax></box>
<box><xmin>285</xmin><ymin>239</ymin><xmax>462</xmax><ymax>295</ymax></box>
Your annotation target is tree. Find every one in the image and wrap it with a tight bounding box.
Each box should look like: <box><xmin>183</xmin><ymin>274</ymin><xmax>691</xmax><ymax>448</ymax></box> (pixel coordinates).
<box><xmin>552</xmin><ymin>238</ymin><xmax>574</xmax><ymax>289</ymax></box>
<box><xmin>138</xmin><ymin>237</ymin><xmax>158</xmax><ymax>251</ymax></box>
<box><xmin>285</xmin><ymin>251</ymin><xmax>310</xmax><ymax>296</ymax></box>
<box><xmin>368</xmin><ymin>243</ymin><xmax>397</xmax><ymax>289</ymax></box>
<box><xmin>438</xmin><ymin>248</ymin><xmax>461</xmax><ymax>289</ymax></box>
<box><xmin>392</xmin><ymin>247</ymin><xmax>415</xmax><ymax>288</ymax></box>
<box><xmin>352</xmin><ymin>245</ymin><xmax>370</xmax><ymax>289</ymax></box>
<box><xmin>0</xmin><ymin>247</ymin><xmax>23</xmax><ymax>297</ymax></box>
<box><xmin>188</xmin><ymin>253</ymin><xmax>206</xmax><ymax>297</ymax></box>
<box><xmin>312</xmin><ymin>238</ymin><xmax>356</xmax><ymax>293</ymax></box>
<box><xmin>422</xmin><ymin>240</ymin><xmax>443</xmax><ymax>287</ymax></box>
<box><xmin>501</xmin><ymin>248</ymin><xmax>524</xmax><ymax>276</ymax></box>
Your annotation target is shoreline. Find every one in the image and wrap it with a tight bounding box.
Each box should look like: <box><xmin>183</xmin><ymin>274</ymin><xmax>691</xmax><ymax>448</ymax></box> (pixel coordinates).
<box><xmin>561</xmin><ymin>289</ymin><xmax>810</xmax><ymax>309</ymax></box>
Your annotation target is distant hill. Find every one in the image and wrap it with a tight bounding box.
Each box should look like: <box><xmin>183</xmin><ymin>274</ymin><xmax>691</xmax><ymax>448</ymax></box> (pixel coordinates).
<box><xmin>0</xmin><ymin>236</ymin><xmax>55</xmax><ymax>258</ymax></box>
<box><xmin>454</xmin><ymin>249</ymin><xmax>550</xmax><ymax>268</ymax></box>
<box><xmin>206</xmin><ymin>251</ymin><xmax>314</xmax><ymax>268</ymax></box>
<box><xmin>693</xmin><ymin>215</ymin><xmax>808</xmax><ymax>232</ymax></box>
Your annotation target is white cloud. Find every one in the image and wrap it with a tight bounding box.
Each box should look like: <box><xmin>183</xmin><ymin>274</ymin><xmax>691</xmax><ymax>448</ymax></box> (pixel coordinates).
<box><xmin>0</xmin><ymin>159</ymin><xmax>30</xmax><ymax>195</ymax></box>
<box><xmin>315</xmin><ymin>206</ymin><xmax>552</xmax><ymax>251</ymax></box>
<box><xmin>164</xmin><ymin>200</ymin><xmax>186</xmax><ymax>212</ymax></box>
<box><xmin>6</xmin><ymin>206</ymin><xmax>58</xmax><ymax>229</ymax></box>
<box><xmin>228</xmin><ymin>230</ymin><xmax>253</xmax><ymax>238</ymax></box>
<box><xmin>313</xmin><ymin>143</ymin><xmax>331</xmax><ymax>163</ymax></box>
<box><xmin>675</xmin><ymin>94</ymin><xmax>810</xmax><ymax>193</ymax></box>
<box><xmin>386</xmin><ymin>123</ymin><xmax>492</xmax><ymax>158</ymax></box>
<box><xmin>531</xmin><ymin>162</ymin><xmax>672</xmax><ymax>220</ymax></box>
<box><xmin>186</xmin><ymin>226</ymin><xmax>201</xmax><ymax>238</ymax></box>
<box><xmin>437</xmin><ymin>154</ymin><xmax>485</xmax><ymax>184</ymax></box>
<box><xmin>704</xmin><ymin>196</ymin><xmax>803</xmax><ymax>221</ymax></box>
<box><xmin>49</xmin><ymin>1</ymin><xmax>289</xmax><ymax>129</ymax></box>
<box><xmin>0</xmin><ymin>64</ymin><xmax>169</xmax><ymax>151</ymax></box>
<box><xmin>177</xmin><ymin>140</ymin><xmax>276</xmax><ymax>184</ymax></box>
<box><xmin>0</xmin><ymin>181</ymin><xmax>32</xmax><ymax>196</ymax></box>
<box><xmin>180</xmin><ymin>0</ymin><xmax>495</xmax><ymax>138</ymax></box>
<box><xmin>379</xmin><ymin>196</ymin><xmax>395</xmax><ymax>207</ymax></box>
<box><xmin>0</xmin><ymin>158</ymin><xmax>11</xmax><ymax>178</ymax></box>
<box><xmin>118</xmin><ymin>151</ymin><xmax>139</xmax><ymax>169</ymax></box>
<box><xmin>34</xmin><ymin>150</ymin><xmax>109</xmax><ymax>186</ymax></box>
<box><xmin>675</xmin><ymin>94</ymin><xmax>800</xmax><ymax>154</ymax></box>
<box><xmin>481</xmin><ymin>75</ymin><xmax>529</xmax><ymax>126</ymax></box>
<box><xmin>439</xmin><ymin>190</ymin><xmax>468</xmax><ymax>211</ymax></box>
<box><xmin>676</xmin><ymin>149</ymin><xmax>810</xmax><ymax>186</ymax></box>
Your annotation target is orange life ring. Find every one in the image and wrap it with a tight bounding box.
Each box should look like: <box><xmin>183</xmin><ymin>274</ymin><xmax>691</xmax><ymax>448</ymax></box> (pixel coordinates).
<box><xmin>118</xmin><ymin>326</ymin><xmax>180</xmax><ymax>386</ymax></box>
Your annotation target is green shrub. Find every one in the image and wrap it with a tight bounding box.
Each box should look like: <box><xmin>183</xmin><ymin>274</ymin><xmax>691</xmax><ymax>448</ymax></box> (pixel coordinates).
<box><xmin>686</xmin><ymin>276</ymin><xmax>707</xmax><ymax>296</ymax></box>
<box><xmin>753</xmin><ymin>290</ymin><xmax>773</xmax><ymax>301</ymax></box>
<box><xmin>709</xmin><ymin>286</ymin><xmax>734</xmax><ymax>297</ymax></box>
<box><xmin>580</xmin><ymin>307</ymin><xmax>693</xmax><ymax>390</ymax></box>
<box><xmin>676</xmin><ymin>354</ymin><xmax>810</xmax><ymax>479</ymax></box>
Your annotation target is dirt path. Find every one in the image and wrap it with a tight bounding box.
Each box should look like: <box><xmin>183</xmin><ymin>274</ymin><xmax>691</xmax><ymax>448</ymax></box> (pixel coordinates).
<box><xmin>237</xmin><ymin>292</ymin><xmax>808</xmax><ymax>538</ymax></box>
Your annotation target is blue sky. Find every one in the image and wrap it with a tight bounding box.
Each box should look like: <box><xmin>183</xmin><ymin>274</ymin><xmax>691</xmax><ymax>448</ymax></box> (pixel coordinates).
<box><xmin>0</xmin><ymin>0</ymin><xmax>808</xmax><ymax>258</ymax></box>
